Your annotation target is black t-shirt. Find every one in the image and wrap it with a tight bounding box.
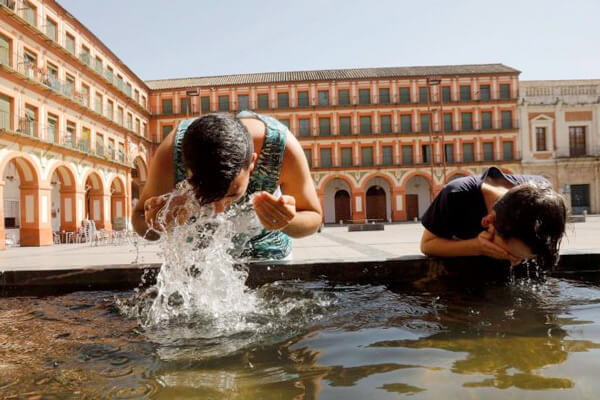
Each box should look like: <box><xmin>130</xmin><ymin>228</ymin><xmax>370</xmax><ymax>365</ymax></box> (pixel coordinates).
<box><xmin>421</xmin><ymin>167</ymin><xmax>550</xmax><ymax>240</ymax></box>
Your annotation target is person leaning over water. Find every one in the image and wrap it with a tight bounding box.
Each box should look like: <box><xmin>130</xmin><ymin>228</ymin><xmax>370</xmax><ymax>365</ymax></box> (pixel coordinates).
<box><xmin>420</xmin><ymin>167</ymin><xmax>567</xmax><ymax>269</ymax></box>
<box><xmin>132</xmin><ymin>112</ymin><xmax>323</xmax><ymax>260</ymax></box>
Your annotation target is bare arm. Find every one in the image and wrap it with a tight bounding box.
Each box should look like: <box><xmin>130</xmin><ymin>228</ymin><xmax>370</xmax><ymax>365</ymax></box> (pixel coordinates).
<box><xmin>278</xmin><ymin>132</ymin><xmax>323</xmax><ymax>237</ymax></box>
<box><xmin>420</xmin><ymin>227</ymin><xmax>517</xmax><ymax>261</ymax></box>
<box><xmin>132</xmin><ymin>129</ymin><xmax>176</xmax><ymax>240</ymax></box>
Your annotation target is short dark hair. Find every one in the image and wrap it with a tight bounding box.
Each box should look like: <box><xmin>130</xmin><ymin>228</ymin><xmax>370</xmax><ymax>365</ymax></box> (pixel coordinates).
<box><xmin>493</xmin><ymin>182</ymin><xmax>567</xmax><ymax>269</ymax></box>
<box><xmin>182</xmin><ymin>113</ymin><xmax>253</xmax><ymax>205</ymax></box>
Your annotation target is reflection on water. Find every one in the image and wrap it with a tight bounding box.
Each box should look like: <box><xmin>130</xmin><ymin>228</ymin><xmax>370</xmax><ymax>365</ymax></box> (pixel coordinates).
<box><xmin>0</xmin><ymin>277</ymin><xmax>599</xmax><ymax>399</ymax></box>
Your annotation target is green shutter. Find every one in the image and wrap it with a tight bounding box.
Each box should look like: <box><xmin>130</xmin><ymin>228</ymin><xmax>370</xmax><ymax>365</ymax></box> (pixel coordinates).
<box><xmin>0</xmin><ymin>34</ymin><xmax>9</xmax><ymax>66</ymax></box>
<box><xmin>0</xmin><ymin>94</ymin><xmax>10</xmax><ymax>130</ymax></box>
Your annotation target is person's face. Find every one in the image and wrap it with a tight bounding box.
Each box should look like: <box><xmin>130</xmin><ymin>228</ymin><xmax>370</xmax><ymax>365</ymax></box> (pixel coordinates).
<box><xmin>211</xmin><ymin>153</ymin><xmax>257</xmax><ymax>213</ymax></box>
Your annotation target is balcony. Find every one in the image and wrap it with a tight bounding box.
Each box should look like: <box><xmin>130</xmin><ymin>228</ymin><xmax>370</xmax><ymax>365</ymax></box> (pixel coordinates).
<box><xmin>555</xmin><ymin>146</ymin><xmax>600</xmax><ymax>159</ymax></box>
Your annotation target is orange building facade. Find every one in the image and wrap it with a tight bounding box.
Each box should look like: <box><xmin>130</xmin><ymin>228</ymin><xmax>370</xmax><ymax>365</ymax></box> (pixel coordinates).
<box><xmin>0</xmin><ymin>0</ymin><xmax>151</xmax><ymax>249</ymax></box>
<box><xmin>0</xmin><ymin>1</ymin><xmax>523</xmax><ymax>249</ymax></box>
<box><xmin>148</xmin><ymin>65</ymin><xmax>522</xmax><ymax>224</ymax></box>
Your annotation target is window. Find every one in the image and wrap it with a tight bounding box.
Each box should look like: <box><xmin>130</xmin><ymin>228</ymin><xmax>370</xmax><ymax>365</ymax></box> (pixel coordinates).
<box><xmin>479</xmin><ymin>85</ymin><xmax>491</xmax><ymax>101</ymax></box>
<box><xmin>338</xmin><ymin>89</ymin><xmax>350</xmax><ymax>105</ymax></box>
<box><xmin>399</xmin><ymin>87</ymin><xmax>411</xmax><ymax>104</ymax></box>
<box><xmin>162</xmin><ymin>125</ymin><xmax>173</xmax><ymax>140</ymax></box>
<box><xmin>380</xmin><ymin>115</ymin><xmax>391</xmax><ymax>133</ymax></box>
<box><xmin>378</xmin><ymin>88</ymin><xmax>390</xmax><ymax>104</ymax></box>
<box><xmin>180</xmin><ymin>98</ymin><xmax>190</xmax><ymax>114</ymax></box>
<box><xmin>118</xmin><ymin>142</ymin><xmax>125</xmax><ymax>163</ymax></box>
<box><xmin>117</xmin><ymin>107</ymin><xmax>123</xmax><ymax>126</ymax></box>
<box><xmin>135</xmin><ymin>118</ymin><xmax>140</xmax><ymax>134</ymax></box>
<box><xmin>66</xmin><ymin>121</ymin><xmax>75</xmax><ymax>148</ymax></box>
<box><xmin>341</xmin><ymin>148</ymin><xmax>353</xmax><ymax>167</ymax></box>
<box><xmin>95</xmin><ymin>92</ymin><xmax>103</xmax><ymax>114</ymax></box>
<box><xmin>501</xmin><ymin>110</ymin><xmax>513</xmax><ymax>129</ymax></box>
<box><xmin>460</xmin><ymin>85</ymin><xmax>471</xmax><ymax>101</ymax></box>
<box><xmin>80</xmin><ymin>127</ymin><xmax>90</xmax><ymax>152</ymax></box>
<box><xmin>481</xmin><ymin>111</ymin><xmax>492</xmax><ymax>130</ymax></box>
<box><xmin>401</xmin><ymin>115</ymin><xmax>412</xmax><ymax>133</ymax></box>
<box><xmin>536</xmin><ymin>127</ymin><xmax>547</xmax><ymax>151</ymax></box>
<box><xmin>24</xmin><ymin>104</ymin><xmax>36</xmax><ymax>136</ymax></box>
<box><xmin>96</xmin><ymin>133</ymin><xmax>104</xmax><ymax>156</ymax></box>
<box><xmin>443</xmin><ymin>113</ymin><xmax>453</xmax><ymax>132</ymax></box>
<box><xmin>46</xmin><ymin>63</ymin><xmax>58</xmax><ymax>90</ymax></box>
<box><xmin>318</xmin><ymin>90</ymin><xmax>329</xmax><ymax>106</ymax></box>
<box><xmin>359</xmin><ymin>89</ymin><xmax>370</xmax><ymax>105</ymax></box>
<box><xmin>360</xmin><ymin>116</ymin><xmax>371</xmax><ymax>134</ymax></box>
<box><xmin>361</xmin><ymin>147</ymin><xmax>373</xmax><ymax>166</ymax></box>
<box><xmin>569</xmin><ymin>126</ymin><xmax>586</xmax><ymax>156</ymax></box>
<box><xmin>142</xmin><ymin>123</ymin><xmax>147</xmax><ymax>137</ymax></box>
<box><xmin>108</xmin><ymin>139</ymin><xmax>115</xmax><ymax>160</ymax></box>
<box><xmin>461</xmin><ymin>112</ymin><xmax>473</xmax><ymax>131</ymax></box>
<box><xmin>257</xmin><ymin>93</ymin><xmax>269</xmax><ymax>109</ymax></box>
<box><xmin>117</xmin><ymin>75</ymin><xmax>125</xmax><ymax>92</ymax></box>
<box><xmin>201</xmin><ymin>96</ymin><xmax>210</xmax><ymax>113</ymax></box>
<box><xmin>134</xmin><ymin>89</ymin><xmax>140</xmax><ymax>103</ymax></box>
<box><xmin>441</xmin><ymin>86</ymin><xmax>451</xmax><ymax>102</ymax></box>
<box><xmin>339</xmin><ymin>116</ymin><xmax>351</xmax><ymax>135</ymax></box>
<box><xmin>462</xmin><ymin>143</ymin><xmax>474</xmax><ymax>162</ymax></box>
<box><xmin>65</xmin><ymin>33</ymin><xmax>75</xmax><ymax>54</ymax></box>
<box><xmin>299</xmin><ymin>118</ymin><xmax>311</xmax><ymax>137</ymax></box>
<box><xmin>162</xmin><ymin>98</ymin><xmax>173</xmax><ymax>115</ymax></box>
<box><xmin>80</xmin><ymin>83</ymin><xmax>89</xmax><ymax>107</ymax></box>
<box><xmin>419</xmin><ymin>87</ymin><xmax>429</xmax><ymax>103</ymax></box>
<box><xmin>382</xmin><ymin>146</ymin><xmax>393</xmax><ymax>166</ymax></box>
<box><xmin>65</xmin><ymin>74</ymin><xmax>75</xmax><ymax>97</ymax></box>
<box><xmin>278</xmin><ymin>92</ymin><xmax>289</xmax><ymax>108</ymax></box>
<box><xmin>320</xmin><ymin>148</ymin><xmax>332</xmax><ymax>168</ymax></box>
<box><xmin>420</xmin><ymin>114</ymin><xmax>431</xmax><ymax>133</ymax></box>
<box><xmin>499</xmin><ymin>84</ymin><xmax>511</xmax><ymax>99</ymax></box>
<box><xmin>218</xmin><ymin>95</ymin><xmax>229</xmax><ymax>111</ymax></box>
<box><xmin>402</xmin><ymin>145</ymin><xmax>413</xmax><ymax>165</ymax></box>
<box><xmin>303</xmin><ymin>149</ymin><xmax>312</xmax><ymax>168</ymax></box>
<box><xmin>23</xmin><ymin>50</ymin><xmax>36</xmax><ymax>78</ymax></box>
<box><xmin>444</xmin><ymin>143</ymin><xmax>454</xmax><ymax>164</ymax></box>
<box><xmin>0</xmin><ymin>33</ymin><xmax>9</xmax><ymax>66</ymax></box>
<box><xmin>126</xmin><ymin>113</ymin><xmax>132</xmax><ymax>130</ymax></box>
<box><xmin>106</xmin><ymin>100</ymin><xmax>114</xmax><ymax>120</ymax></box>
<box><xmin>45</xmin><ymin>17</ymin><xmax>57</xmax><ymax>41</ymax></box>
<box><xmin>297</xmin><ymin>91</ymin><xmax>309</xmax><ymax>107</ymax></box>
<box><xmin>319</xmin><ymin>117</ymin><xmax>331</xmax><ymax>136</ymax></box>
<box><xmin>104</xmin><ymin>66</ymin><xmax>114</xmax><ymax>83</ymax></box>
<box><xmin>125</xmin><ymin>83</ymin><xmax>132</xmax><ymax>97</ymax></box>
<box><xmin>483</xmin><ymin>142</ymin><xmax>494</xmax><ymax>161</ymax></box>
<box><xmin>141</xmin><ymin>95</ymin><xmax>147</xmax><ymax>109</ymax></box>
<box><xmin>94</xmin><ymin>56</ymin><xmax>103</xmax><ymax>74</ymax></box>
<box><xmin>503</xmin><ymin>142</ymin><xmax>514</xmax><ymax>160</ymax></box>
<box><xmin>23</xmin><ymin>2</ymin><xmax>36</xmax><ymax>26</ymax></box>
<box><xmin>238</xmin><ymin>95</ymin><xmax>249</xmax><ymax>111</ymax></box>
<box><xmin>80</xmin><ymin>45</ymin><xmax>90</xmax><ymax>65</ymax></box>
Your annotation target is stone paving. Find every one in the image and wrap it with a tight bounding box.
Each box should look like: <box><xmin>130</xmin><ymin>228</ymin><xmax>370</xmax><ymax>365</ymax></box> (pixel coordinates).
<box><xmin>1</xmin><ymin>216</ymin><xmax>599</xmax><ymax>271</ymax></box>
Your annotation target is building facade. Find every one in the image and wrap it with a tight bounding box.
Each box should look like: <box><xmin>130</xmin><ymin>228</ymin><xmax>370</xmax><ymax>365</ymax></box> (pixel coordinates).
<box><xmin>0</xmin><ymin>0</ymin><xmax>151</xmax><ymax>249</ymax></box>
<box><xmin>519</xmin><ymin>80</ymin><xmax>600</xmax><ymax>214</ymax></box>
<box><xmin>148</xmin><ymin>65</ymin><xmax>522</xmax><ymax>224</ymax></box>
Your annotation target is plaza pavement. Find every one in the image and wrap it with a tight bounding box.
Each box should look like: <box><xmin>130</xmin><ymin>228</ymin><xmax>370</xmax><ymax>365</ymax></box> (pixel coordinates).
<box><xmin>1</xmin><ymin>216</ymin><xmax>599</xmax><ymax>271</ymax></box>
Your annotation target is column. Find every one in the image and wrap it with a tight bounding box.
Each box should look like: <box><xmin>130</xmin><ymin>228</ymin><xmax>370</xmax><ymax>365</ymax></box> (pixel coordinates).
<box><xmin>392</xmin><ymin>188</ymin><xmax>405</xmax><ymax>221</ymax></box>
<box><xmin>0</xmin><ymin>183</ymin><xmax>5</xmax><ymax>249</ymax></box>
<box><xmin>19</xmin><ymin>184</ymin><xmax>53</xmax><ymax>246</ymax></box>
<box><xmin>60</xmin><ymin>187</ymin><xmax>79</xmax><ymax>232</ymax></box>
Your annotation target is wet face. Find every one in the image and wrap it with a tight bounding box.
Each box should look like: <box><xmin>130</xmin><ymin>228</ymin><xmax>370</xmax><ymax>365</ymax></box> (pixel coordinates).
<box><xmin>211</xmin><ymin>153</ymin><xmax>257</xmax><ymax>213</ymax></box>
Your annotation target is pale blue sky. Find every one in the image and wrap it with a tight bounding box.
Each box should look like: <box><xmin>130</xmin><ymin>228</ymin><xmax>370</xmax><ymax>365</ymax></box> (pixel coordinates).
<box><xmin>59</xmin><ymin>0</ymin><xmax>600</xmax><ymax>81</ymax></box>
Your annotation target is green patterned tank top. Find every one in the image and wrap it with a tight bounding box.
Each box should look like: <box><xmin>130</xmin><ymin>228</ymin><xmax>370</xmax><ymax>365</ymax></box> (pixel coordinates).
<box><xmin>173</xmin><ymin>112</ymin><xmax>292</xmax><ymax>260</ymax></box>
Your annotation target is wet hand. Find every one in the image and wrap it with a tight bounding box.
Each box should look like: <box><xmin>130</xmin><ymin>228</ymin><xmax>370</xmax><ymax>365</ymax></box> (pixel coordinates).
<box><xmin>252</xmin><ymin>191</ymin><xmax>296</xmax><ymax>231</ymax></box>
<box><xmin>477</xmin><ymin>226</ymin><xmax>520</xmax><ymax>263</ymax></box>
<box><xmin>144</xmin><ymin>193</ymin><xmax>190</xmax><ymax>231</ymax></box>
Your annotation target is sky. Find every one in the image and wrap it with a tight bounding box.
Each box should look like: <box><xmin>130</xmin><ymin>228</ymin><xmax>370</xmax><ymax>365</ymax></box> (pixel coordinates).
<box><xmin>58</xmin><ymin>0</ymin><xmax>600</xmax><ymax>82</ymax></box>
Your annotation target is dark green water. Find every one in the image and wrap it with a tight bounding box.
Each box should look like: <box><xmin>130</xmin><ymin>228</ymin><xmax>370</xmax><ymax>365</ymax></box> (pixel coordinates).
<box><xmin>0</xmin><ymin>277</ymin><xmax>599</xmax><ymax>399</ymax></box>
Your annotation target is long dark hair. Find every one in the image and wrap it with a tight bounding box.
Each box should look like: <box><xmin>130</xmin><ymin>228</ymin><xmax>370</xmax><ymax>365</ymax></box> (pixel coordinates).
<box><xmin>493</xmin><ymin>182</ymin><xmax>568</xmax><ymax>269</ymax></box>
<box><xmin>182</xmin><ymin>113</ymin><xmax>253</xmax><ymax>205</ymax></box>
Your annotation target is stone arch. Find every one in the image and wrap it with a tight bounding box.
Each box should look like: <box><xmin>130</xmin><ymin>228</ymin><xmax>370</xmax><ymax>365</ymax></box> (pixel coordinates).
<box><xmin>323</xmin><ymin>177</ymin><xmax>353</xmax><ymax>224</ymax></box>
<box><xmin>109</xmin><ymin>175</ymin><xmax>127</xmax><ymax>230</ymax></box>
<box><xmin>404</xmin><ymin>174</ymin><xmax>433</xmax><ymax>220</ymax></box>
<box><xmin>83</xmin><ymin>170</ymin><xmax>107</xmax><ymax>228</ymax></box>
<box><xmin>359</xmin><ymin>172</ymin><xmax>396</xmax><ymax>192</ymax></box>
<box><xmin>318</xmin><ymin>173</ymin><xmax>356</xmax><ymax>194</ymax></box>
<box><xmin>47</xmin><ymin>162</ymin><xmax>78</xmax><ymax>232</ymax></box>
<box><xmin>363</xmin><ymin>175</ymin><xmax>394</xmax><ymax>222</ymax></box>
<box><xmin>0</xmin><ymin>152</ymin><xmax>51</xmax><ymax>247</ymax></box>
